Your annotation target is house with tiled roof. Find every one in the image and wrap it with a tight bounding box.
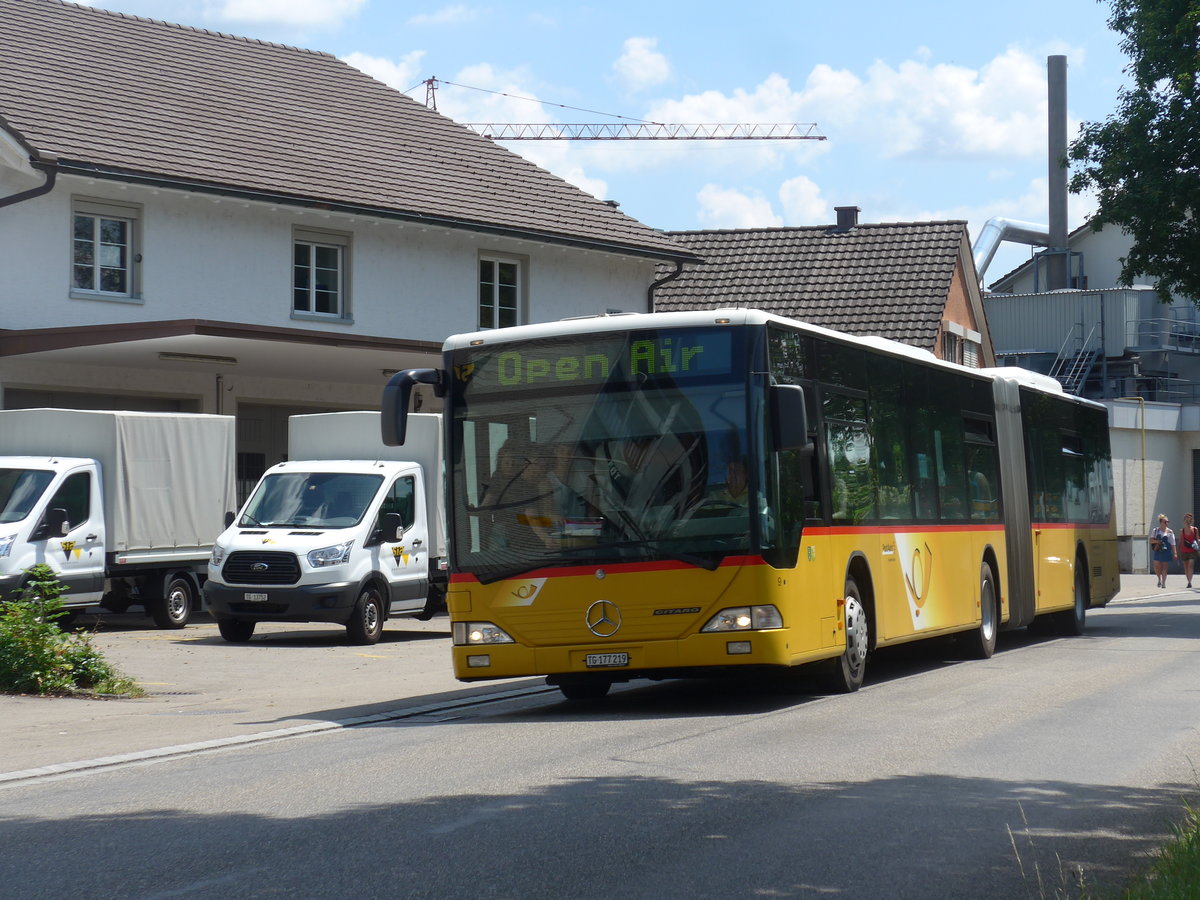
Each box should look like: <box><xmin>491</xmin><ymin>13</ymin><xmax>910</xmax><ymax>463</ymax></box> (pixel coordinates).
<box><xmin>0</xmin><ymin>0</ymin><xmax>693</xmax><ymax>487</ymax></box>
<box><xmin>652</xmin><ymin>207</ymin><xmax>995</xmax><ymax>366</ymax></box>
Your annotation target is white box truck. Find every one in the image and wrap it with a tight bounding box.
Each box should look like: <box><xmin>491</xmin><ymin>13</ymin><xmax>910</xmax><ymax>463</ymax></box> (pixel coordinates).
<box><xmin>0</xmin><ymin>409</ymin><xmax>237</xmax><ymax>627</ymax></box>
<box><xmin>204</xmin><ymin>411</ymin><xmax>446</xmax><ymax>644</ymax></box>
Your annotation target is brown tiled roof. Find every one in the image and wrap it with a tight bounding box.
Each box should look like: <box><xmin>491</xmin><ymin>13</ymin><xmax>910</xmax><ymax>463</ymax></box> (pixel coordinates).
<box><xmin>0</xmin><ymin>0</ymin><xmax>691</xmax><ymax>261</ymax></box>
<box><xmin>654</xmin><ymin>222</ymin><xmax>971</xmax><ymax>348</ymax></box>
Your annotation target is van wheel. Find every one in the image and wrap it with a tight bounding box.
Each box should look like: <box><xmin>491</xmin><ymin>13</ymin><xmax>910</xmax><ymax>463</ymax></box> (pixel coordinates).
<box><xmin>818</xmin><ymin>576</ymin><xmax>869</xmax><ymax>693</ymax></box>
<box><xmin>218</xmin><ymin>618</ymin><xmax>255</xmax><ymax>642</ymax></box>
<box><xmin>959</xmin><ymin>561</ymin><xmax>998</xmax><ymax>659</ymax></box>
<box><xmin>347</xmin><ymin>586</ymin><xmax>384</xmax><ymax>645</ymax></box>
<box><xmin>151</xmin><ymin>576</ymin><xmax>194</xmax><ymax>629</ymax></box>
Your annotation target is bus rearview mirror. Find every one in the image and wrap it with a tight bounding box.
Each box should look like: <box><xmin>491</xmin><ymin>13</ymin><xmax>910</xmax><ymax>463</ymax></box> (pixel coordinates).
<box><xmin>770</xmin><ymin>384</ymin><xmax>812</xmax><ymax>452</ymax></box>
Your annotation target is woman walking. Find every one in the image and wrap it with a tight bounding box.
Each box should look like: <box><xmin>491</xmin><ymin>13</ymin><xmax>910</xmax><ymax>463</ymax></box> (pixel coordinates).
<box><xmin>1181</xmin><ymin>513</ymin><xmax>1200</xmax><ymax>588</ymax></box>
<box><xmin>1151</xmin><ymin>513</ymin><xmax>1177</xmax><ymax>589</ymax></box>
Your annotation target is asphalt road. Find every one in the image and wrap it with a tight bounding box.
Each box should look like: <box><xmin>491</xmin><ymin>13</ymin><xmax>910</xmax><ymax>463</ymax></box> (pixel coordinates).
<box><xmin>1</xmin><ymin>577</ymin><xmax>1198</xmax><ymax>898</ymax></box>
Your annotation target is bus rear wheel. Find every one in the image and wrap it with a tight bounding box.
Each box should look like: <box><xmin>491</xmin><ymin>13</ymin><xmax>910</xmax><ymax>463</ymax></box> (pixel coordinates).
<box><xmin>819</xmin><ymin>577</ymin><xmax>869</xmax><ymax>693</ymax></box>
<box><xmin>959</xmin><ymin>561</ymin><xmax>998</xmax><ymax>659</ymax></box>
<box><xmin>1055</xmin><ymin>562</ymin><xmax>1088</xmax><ymax>636</ymax></box>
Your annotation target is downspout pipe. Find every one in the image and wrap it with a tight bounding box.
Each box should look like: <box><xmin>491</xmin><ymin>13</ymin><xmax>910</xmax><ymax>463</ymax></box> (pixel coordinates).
<box><xmin>647</xmin><ymin>259</ymin><xmax>684</xmax><ymax>312</ymax></box>
<box><xmin>0</xmin><ymin>157</ymin><xmax>57</xmax><ymax>209</ymax></box>
<box><xmin>971</xmin><ymin>217</ymin><xmax>1050</xmax><ymax>287</ymax></box>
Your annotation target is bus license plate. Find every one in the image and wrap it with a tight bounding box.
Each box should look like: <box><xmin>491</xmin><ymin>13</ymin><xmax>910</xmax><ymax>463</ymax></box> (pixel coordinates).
<box><xmin>586</xmin><ymin>652</ymin><xmax>629</xmax><ymax>668</ymax></box>
<box><xmin>244</xmin><ymin>592</ymin><xmax>268</xmax><ymax>602</ymax></box>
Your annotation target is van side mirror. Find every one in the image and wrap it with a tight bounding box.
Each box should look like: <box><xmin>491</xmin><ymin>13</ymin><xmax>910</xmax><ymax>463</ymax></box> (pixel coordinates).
<box><xmin>770</xmin><ymin>384</ymin><xmax>813</xmax><ymax>452</ymax></box>
<box><xmin>225</xmin><ymin>510</ymin><xmax>236</xmax><ymax>528</ymax></box>
<box><xmin>370</xmin><ymin>512</ymin><xmax>405</xmax><ymax>546</ymax></box>
<box><xmin>33</xmin><ymin>507</ymin><xmax>69</xmax><ymax>541</ymax></box>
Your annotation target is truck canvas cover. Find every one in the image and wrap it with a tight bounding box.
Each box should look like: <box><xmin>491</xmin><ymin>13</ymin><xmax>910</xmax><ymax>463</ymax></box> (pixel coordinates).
<box><xmin>0</xmin><ymin>409</ymin><xmax>236</xmax><ymax>553</ymax></box>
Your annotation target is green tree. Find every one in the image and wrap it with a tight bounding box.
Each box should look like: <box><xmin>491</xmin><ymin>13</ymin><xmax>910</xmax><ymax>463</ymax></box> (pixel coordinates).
<box><xmin>1068</xmin><ymin>1</ymin><xmax>1200</xmax><ymax>301</ymax></box>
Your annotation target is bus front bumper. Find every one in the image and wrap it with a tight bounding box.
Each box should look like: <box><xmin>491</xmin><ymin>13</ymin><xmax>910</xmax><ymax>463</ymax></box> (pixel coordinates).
<box><xmin>451</xmin><ymin>629</ymin><xmax>839</xmax><ymax>681</ymax></box>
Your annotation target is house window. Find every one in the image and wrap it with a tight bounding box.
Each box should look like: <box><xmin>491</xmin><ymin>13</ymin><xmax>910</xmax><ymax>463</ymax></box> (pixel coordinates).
<box><xmin>941</xmin><ymin>331</ymin><xmax>961</xmax><ymax>364</ymax></box>
<box><xmin>963</xmin><ymin>340</ymin><xmax>980</xmax><ymax>368</ymax></box>
<box><xmin>293</xmin><ymin>229</ymin><xmax>349</xmax><ymax>319</ymax></box>
<box><xmin>71</xmin><ymin>198</ymin><xmax>141</xmax><ymax>299</ymax></box>
<box><xmin>479</xmin><ymin>256</ymin><xmax>521</xmax><ymax>329</ymax></box>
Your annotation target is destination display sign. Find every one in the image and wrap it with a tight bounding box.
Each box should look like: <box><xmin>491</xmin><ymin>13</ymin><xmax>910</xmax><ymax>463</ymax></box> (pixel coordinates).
<box><xmin>454</xmin><ymin>329</ymin><xmax>737</xmax><ymax>393</ymax></box>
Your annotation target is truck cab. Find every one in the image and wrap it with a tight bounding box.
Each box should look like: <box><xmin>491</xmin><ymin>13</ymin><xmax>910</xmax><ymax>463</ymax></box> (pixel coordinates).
<box><xmin>0</xmin><ymin>456</ymin><xmax>106</xmax><ymax>607</ymax></box>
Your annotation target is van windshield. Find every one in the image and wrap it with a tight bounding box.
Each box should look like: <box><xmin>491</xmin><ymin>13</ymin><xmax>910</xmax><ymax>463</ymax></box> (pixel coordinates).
<box><xmin>239</xmin><ymin>472</ymin><xmax>383</xmax><ymax>529</ymax></box>
<box><xmin>0</xmin><ymin>468</ymin><xmax>56</xmax><ymax>525</ymax></box>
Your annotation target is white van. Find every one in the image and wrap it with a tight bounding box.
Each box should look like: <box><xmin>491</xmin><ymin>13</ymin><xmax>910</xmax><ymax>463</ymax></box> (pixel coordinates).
<box><xmin>204</xmin><ymin>412</ymin><xmax>445</xmax><ymax>644</ymax></box>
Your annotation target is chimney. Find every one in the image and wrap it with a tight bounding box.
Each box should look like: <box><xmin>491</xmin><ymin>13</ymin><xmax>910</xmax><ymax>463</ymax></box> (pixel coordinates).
<box><xmin>834</xmin><ymin>206</ymin><xmax>860</xmax><ymax>231</ymax></box>
<box><xmin>1047</xmin><ymin>55</ymin><xmax>1069</xmax><ymax>289</ymax></box>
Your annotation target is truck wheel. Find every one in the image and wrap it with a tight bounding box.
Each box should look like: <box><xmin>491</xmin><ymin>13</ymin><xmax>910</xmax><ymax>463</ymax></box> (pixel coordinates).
<box><xmin>416</xmin><ymin>583</ymin><xmax>446</xmax><ymax>621</ymax></box>
<box><xmin>347</xmin><ymin>586</ymin><xmax>384</xmax><ymax>645</ymax></box>
<box><xmin>151</xmin><ymin>575</ymin><xmax>194</xmax><ymax>629</ymax></box>
<box><xmin>217</xmin><ymin>618</ymin><xmax>255</xmax><ymax>642</ymax></box>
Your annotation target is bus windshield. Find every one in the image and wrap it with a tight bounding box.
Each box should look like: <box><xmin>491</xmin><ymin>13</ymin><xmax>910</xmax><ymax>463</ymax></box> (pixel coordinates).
<box><xmin>449</xmin><ymin>326</ymin><xmax>759</xmax><ymax>582</ymax></box>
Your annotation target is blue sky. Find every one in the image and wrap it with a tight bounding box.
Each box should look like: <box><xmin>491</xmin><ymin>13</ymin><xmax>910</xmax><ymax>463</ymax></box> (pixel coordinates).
<box><xmin>83</xmin><ymin>1</ymin><xmax>1130</xmax><ymax>280</ymax></box>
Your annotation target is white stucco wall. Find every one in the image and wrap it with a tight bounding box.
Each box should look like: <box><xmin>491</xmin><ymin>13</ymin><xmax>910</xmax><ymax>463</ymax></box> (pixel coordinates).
<box><xmin>0</xmin><ymin>169</ymin><xmax>659</xmax><ymax>341</ymax></box>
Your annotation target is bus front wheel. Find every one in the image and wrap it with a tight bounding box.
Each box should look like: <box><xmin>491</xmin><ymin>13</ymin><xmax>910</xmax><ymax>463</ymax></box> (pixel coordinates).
<box><xmin>558</xmin><ymin>680</ymin><xmax>611</xmax><ymax>701</ymax></box>
<box><xmin>819</xmin><ymin>577</ymin><xmax>869</xmax><ymax>693</ymax></box>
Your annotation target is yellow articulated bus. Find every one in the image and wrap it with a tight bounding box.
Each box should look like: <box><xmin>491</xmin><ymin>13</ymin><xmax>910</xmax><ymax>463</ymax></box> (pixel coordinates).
<box><xmin>383</xmin><ymin>309</ymin><xmax>1119</xmax><ymax>700</ymax></box>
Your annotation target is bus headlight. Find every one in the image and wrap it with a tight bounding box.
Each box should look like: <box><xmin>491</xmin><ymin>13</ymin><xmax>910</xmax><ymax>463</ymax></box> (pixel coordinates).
<box><xmin>308</xmin><ymin>540</ymin><xmax>354</xmax><ymax>568</ymax></box>
<box><xmin>701</xmin><ymin>605</ymin><xmax>783</xmax><ymax>632</ymax></box>
<box><xmin>453</xmin><ymin>621</ymin><xmax>515</xmax><ymax>645</ymax></box>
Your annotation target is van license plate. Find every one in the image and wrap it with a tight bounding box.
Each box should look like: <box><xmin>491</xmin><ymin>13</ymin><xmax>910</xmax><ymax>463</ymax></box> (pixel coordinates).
<box><xmin>244</xmin><ymin>592</ymin><xmax>268</xmax><ymax>602</ymax></box>
<box><xmin>585</xmin><ymin>653</ymin><xmax>628</xmax><ymax>668</ymax></box>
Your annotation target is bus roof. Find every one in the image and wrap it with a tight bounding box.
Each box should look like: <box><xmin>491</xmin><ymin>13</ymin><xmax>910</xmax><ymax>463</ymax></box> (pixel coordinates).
<box><xmin>443</xmin><ymin>308</ymin><xmax>1089</xmax><ymax>402</ymax></box>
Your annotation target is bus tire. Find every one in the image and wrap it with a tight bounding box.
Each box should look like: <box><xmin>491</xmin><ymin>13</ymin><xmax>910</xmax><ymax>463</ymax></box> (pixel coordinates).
<box><xmin>818</xmin><ymin>577</ymin><xmax>869</xmax><ymax>693</ymax></box>
<box><xmin>559</xmin><ymin>680</ymin><xmax>611</xmax><ymax>701</ymax></box>
<box><xmin>959</xmin><ymin>561</ymin><xmax>998</xmax><ymax>659</ymax></box>
<box><xmin>1055</xmin><ymin>562</ymin><xmax>1088</xmax><ymax>636</ymax></box>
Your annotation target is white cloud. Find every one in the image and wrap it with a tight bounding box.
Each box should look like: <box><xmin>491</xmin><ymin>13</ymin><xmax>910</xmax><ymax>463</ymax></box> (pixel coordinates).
<box><xmin>696</xmin><ymin>185</ymin><xmax>783</xmax><ymax>229</ymax></box>
<box><xmin>613</xmin><ymin>37</ymin><xmax>671</xmax><ymax>93</ymax></box>
<box><xmin>342</xmin><ymin>51</ymin><xmax>426</xmax><ymax>93</ymax></box>
<box><xmin>407</xmin><ymin>5</ymin><xmax>478</xmax><ymax>26</ymax></box>
<box><xmin>778</xmin><ymin>176</ymin><xmax>828</xmax><ymax>225</ymax></box>
<box><xmin>212</xmin><ymin>0</ymin><xmax>365</xmax><ymax>27</ymax></box>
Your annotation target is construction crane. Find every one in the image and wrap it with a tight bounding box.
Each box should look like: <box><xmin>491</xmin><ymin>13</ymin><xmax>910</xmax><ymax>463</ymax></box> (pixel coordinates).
<box><xmin>420</xmin><ymin>77</ymin><xmax>826</xmax><ymax>142</ymax></box>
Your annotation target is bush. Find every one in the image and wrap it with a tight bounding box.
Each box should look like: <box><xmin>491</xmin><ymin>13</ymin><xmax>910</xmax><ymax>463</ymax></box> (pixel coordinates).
<box><xmin>0</xmin><ymin>564</ymin><xmax>142</xmax><ymax>696</ymax></box>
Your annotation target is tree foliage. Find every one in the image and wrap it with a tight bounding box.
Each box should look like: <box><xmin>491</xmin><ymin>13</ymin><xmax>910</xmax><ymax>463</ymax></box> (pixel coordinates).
<box><xmin>1068</xmin><ymin>1</ymin><xmax>1200</xmax><ymax>301</ymax></box>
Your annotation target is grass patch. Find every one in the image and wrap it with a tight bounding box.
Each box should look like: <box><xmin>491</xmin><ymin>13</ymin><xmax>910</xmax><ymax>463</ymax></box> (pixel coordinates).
<box><xmin>1117</xmin><ymin>803</ymin><xmax>1200</xmax><ymax>899</ymax></box>
<box><xmin>0</xmin><ymin>564</ymin><xmax>144</xmax><ymax>698</ymax></box>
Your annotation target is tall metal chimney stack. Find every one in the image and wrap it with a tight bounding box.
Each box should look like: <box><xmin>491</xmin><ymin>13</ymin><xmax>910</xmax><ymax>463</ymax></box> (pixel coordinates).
<box><xmin>1047</xmin><ymin>55</ymin><xmax>1069</xmax><ymax>289</ymax></box>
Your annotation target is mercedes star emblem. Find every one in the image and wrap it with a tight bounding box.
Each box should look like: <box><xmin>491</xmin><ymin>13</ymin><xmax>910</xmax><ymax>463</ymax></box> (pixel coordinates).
<box><xmin>585</xmin><ymin>599</ymin><xmax>621</xmax><ymax>637</ymax></box>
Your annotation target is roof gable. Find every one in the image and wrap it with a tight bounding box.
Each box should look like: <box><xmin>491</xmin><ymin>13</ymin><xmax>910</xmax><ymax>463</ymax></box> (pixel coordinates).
<box><xmin>0</xmin><ymin>0</ymin><xmax>689</xmax><ymax>260</ymax></box>
<box><xmin>653</xmin><ymin>222</ymin><xmax>971</xmax><ymax>348</ymax></box>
